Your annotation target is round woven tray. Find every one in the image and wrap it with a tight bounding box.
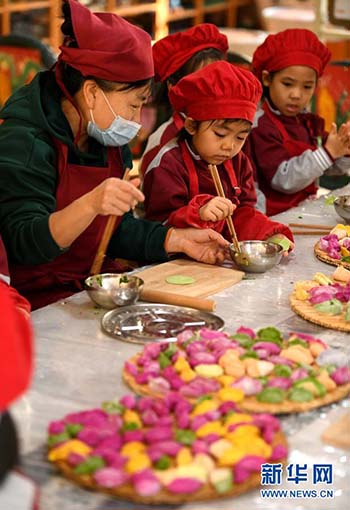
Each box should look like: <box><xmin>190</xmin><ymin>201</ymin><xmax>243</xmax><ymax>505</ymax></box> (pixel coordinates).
<box><xmin>290</xmin><ymin>291</ymin><xmax>350</xmax><ymax>332</ymax></box>
<box><xmin>54</xmin><ymin>452</ymin><xmax>285</xmax><ymax>504</ymax></box>
<box><xmin>314</xmin><ymin>242</ymin><xmax>350</xmax><ymax>270</ymax></box>
<box><xmin>124</xmin><ymin>353</ymin><xmax>350</xmax><ymax>415</ymax></box>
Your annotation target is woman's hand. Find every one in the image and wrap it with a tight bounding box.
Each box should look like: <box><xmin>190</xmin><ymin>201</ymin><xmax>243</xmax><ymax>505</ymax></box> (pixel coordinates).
<box><xmin>199</xmin><ymin>197</ymin><xmax>236</xmax><ymax>222</ymax></box>
<box><xmin>49</xmin><ymin>176</ymin><xmax>144</xmax><ymax>249</ymax></box>
<box><xmin>86</xmin><ymin>177</ymin><xmax>144</xmax><ymax>216</ymax></box>
<box><xmin>165</xmin><ymin>228</ymin><xmax>230</xmax><ymax>264</ymax></box>
<box><xmin>324</xmin><ymin>121</ymin><xmax>350</xmax><ymax>160</ymax></box>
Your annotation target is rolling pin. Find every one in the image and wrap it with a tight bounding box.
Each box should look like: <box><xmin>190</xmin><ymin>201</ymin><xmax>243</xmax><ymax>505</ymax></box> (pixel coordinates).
<box><xmin>140</xmin><ymin>288</ymin><xmax>216</xmax><ymax>312</ymax></box>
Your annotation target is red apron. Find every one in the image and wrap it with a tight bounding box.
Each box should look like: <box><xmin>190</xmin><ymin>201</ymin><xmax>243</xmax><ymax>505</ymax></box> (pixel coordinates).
<box><xmin>179</xmin><ymin>140</ymin><xmax>241</xmax><ymax>236</ymax></box>
<box><xmin>262</xmin><ymin>104</ymin><xmax>318</xmax><ymax>216</ymax></box>
<box><xmin>10</xmin><ymin>139</ymin><xmax>126</xmax><ymax>310</ymax></box>
<box><xmin>179</xmin><ymin>139</ymin><xmax>241</xmax><ymax>200</ymax></box>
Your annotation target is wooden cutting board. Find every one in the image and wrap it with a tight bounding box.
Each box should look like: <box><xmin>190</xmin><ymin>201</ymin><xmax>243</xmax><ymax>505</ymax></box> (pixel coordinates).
<box><xmin>135</xmin><ymin>259</ymin><xmax>244</xmax><ymax>298</ymax></box>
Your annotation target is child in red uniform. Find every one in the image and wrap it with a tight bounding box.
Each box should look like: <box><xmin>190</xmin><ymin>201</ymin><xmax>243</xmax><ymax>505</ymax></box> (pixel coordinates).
<box><xmin>245</xmin><ymin>28</ymin><xmax>350</xmax><ymax>216</ymax></box>
<box><xmin>140</xmin><ymin>24</ymin><xmax>228</xmax><ymax>178</ymax></box>
<box><xmin>143</xmin><ymin>61</ymin><xmax>293</xmax><ymax>247</ymax></box>
<box><xmin>0</xmin><ymin>240</ymin><xmax>36</xmax><ymax>509</ymax></box>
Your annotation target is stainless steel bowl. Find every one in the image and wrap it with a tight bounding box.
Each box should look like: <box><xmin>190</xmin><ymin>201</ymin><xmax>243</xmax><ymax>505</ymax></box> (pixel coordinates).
<box><xmin>229</xmin><ymin>240</ymin><xmax>283</xmax><ymax>273</ymax></box>
<box><xmin>84</xmin><ymin>273</ymin><xmax>144</xmax><ymax>309</ymax></box>
<box><xmin>334</xmin><ymin>195</ymin><xmax>350</xmax><ymax>223</ymax></box>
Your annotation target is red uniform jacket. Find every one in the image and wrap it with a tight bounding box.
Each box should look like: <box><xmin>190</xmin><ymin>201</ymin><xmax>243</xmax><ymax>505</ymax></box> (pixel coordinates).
<box><xmin>0</xmin><ymin>238</ymin><xmax>32</xmax><ymax>410</ymax></box>
<box><xmin>143</xmin><ymin>138</ymin><xmax>293</xmax><ymax>242</ymax></box>
<box><xmin>244</xmin><ymin>102</ymin><xmax>326</xmax><ymax>215</ymax></box>
<box><xmin>140</xmin><ymin>115</ymin><xmax>182</xmax><ymax>178</ymax></box>
<box><xmin>0</xmin><ymin>280</ymin><xmax>32</xmax><ymax>411</ymax></box>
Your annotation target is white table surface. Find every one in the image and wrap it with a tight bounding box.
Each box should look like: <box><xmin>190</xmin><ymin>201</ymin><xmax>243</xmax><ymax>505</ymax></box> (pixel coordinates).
<box><xmin>11</xmin><ymin>189</ymin><xmax>350</xmax><ymax>510</ymax></box>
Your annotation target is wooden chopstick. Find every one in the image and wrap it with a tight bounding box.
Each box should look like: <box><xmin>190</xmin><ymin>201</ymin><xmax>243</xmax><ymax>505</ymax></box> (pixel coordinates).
<box><xmin>288</xmin><ymin>223</ymin><xmax>333</xmax><ymax>230</ymax></box>
<box><xmin>291</xmin><ymin>230</ymin><xmax>330</xmax><ymax>236</ymax></box>
<box><xmin>208</xmin><ymin>164</ymin><xmax>240</xmax><ymax>252</ymax></box>
<box><xmin>90</xmin><ymin>216</ymin><xmax>117</xmax><ymax>275</ymax></box>
<box><xmin>90</xmin><ymin>169</ymin><xmax>132</xmax><ymax>276</ymax></box>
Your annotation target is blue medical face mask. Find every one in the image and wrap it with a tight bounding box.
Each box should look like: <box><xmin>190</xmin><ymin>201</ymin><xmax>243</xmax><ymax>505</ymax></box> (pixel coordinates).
<box><xmin>87</xmin><ymin>89</ymin><xmax>141</xmax><ymax>147</ymax></box>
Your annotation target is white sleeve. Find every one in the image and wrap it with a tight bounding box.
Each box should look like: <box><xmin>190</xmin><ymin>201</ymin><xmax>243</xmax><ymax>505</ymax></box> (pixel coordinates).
<box><xmin>271</xmin><ymin>147</ymin><xmax>333</xmax><ymax>194</ymax></box>
<box><xmin>324</xmin><ymin>157</ymin><xmax>350</xmax><ymax>176</ymax></box>
<box><xmin>255</xmin><ymin>185</ymin><xmax>266</xmax><ymax>214</ymax></box>
<box><xmin>0</xmin><ymin>273</ymin><xmax>10</xmax><ymax>284</ymax></box>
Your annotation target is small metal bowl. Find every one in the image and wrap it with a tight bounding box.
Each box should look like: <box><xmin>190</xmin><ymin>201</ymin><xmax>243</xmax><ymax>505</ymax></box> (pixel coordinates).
<box><xmin>334</xmin><ymin>195</ymin><xmax>350</xmax><ymax>223</ymax></box>
<box><xmin>229</xmin><ymin>240</ymin><xmax>283</xmax><ymax>273</ymax></box>
<box><xmin>84</xmin><ymin>273</ymin><xmax>144</xmax><ymax>309</ymax></box>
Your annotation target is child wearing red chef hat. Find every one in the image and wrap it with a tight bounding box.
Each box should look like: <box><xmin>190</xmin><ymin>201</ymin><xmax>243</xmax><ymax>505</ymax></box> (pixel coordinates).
<box><xmin>143</xmin><ymin>61</ymin><xmax>293</xmax><ymax>249</ymax></box>
<box><xmin>140</xmin><ymin>24</ymin><xmax>228</xmax><ymax>178</ymax></box>
<box><xmin>244</xmin><ymin>28</ymin><xmax>350</xmax><ymax>216</ymax></box>
<box><xmin>0</xmin><ymin>240</ymin><xmax>36</xmax><ymax>509</ymax></box>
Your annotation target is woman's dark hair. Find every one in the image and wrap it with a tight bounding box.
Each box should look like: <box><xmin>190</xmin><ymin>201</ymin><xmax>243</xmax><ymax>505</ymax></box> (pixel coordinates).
<box><xmin>0</xmin><ymin>412</ymin><xmax>19</xmax><ymax>484</ymax></box>
<box><xmin>154</xmin><ymin>48</ymin><xmax>225</xmax><ymax>111</ymax></box>
<box><xmin>59</xmin><ymin>1</ymin><xmax>152</xmax><ymax>96</ymax></box>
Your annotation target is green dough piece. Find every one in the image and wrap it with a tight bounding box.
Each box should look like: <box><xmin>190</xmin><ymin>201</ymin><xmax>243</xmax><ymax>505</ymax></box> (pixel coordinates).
<box><xmin>345</xmin><ymin>302</ymin><xmax>350</xmax><ymax>321</ymax></box>
<box><xmin>314</xmin><ymin>299</ymin><xmax>343</xmax><ymax>315</ymax></box>
<box><xmin>269</xmin><ymin>237</ymin><xmax>290</xmax><ymax>251</ymax></box>
<box><xmin>256</xmin><ymin>387</ymin><xmax>285</xmax><ymax>403</ymax></box>
<box><xmin>288</xmin><ymin>387</ymin><xmax>313</xmax><ymax>403</ymax></box>
<box><xmin>175</xmin><ymin>429</ymin><xmax>196</xmax><ymax>445</ymax></box>
<box><xmin>166</xmin><ymin>275</ymin><xmax>196</xmax><ymax>285</ymax></box>
<box><xmin>74</xmin><ymin>456</ymin><xmax>105</xmax><ymax>475</ymax></box>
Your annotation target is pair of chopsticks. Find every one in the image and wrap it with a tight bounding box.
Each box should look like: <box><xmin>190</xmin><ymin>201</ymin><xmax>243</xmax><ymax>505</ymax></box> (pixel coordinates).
<box><xmin>288</xmin><ymin>223</ymin><xmax>333</xmax><ymax>236</ymax></box>
<box><xmin>90</xmin><ymin>169</ymin><xmax>133</xmax><ymax>275</ymax></box>
<box><xmin>208</xmin><ymin>164</ymin><xmax>240</xmax><ymax>252</ymax></box>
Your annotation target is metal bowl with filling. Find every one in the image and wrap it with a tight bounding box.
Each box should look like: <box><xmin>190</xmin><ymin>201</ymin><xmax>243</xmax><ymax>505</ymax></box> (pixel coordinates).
<box><xmin>334</xmin><ymin>195</ymin><xmax>350</xmax><ymax>223</ymax></box>
<box><xmin>84</xmin><ymin>273</ymin><xmax>144</xmax><ymax>309</ymax></box>
<box><xmin>229</xmin><ymin>240</ymin><xmax>283</xmax><ymax>273</ymax></box>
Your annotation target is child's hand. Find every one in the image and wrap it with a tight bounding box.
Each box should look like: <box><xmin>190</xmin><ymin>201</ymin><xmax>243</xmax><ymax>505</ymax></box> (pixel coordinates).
<box><xmin>267</xmin><ymin>234</ymin><xmax>294</xmax><ymax>257</ymax></box>
<box><xmin>199</xmin><ymin>197</ymin><xmax>236</xmax><ymax>222</ymax></box>
<box><xmin>324</xmin><ymin>121</ymin><xmax>350</xmax><ymax>160</ymax></box>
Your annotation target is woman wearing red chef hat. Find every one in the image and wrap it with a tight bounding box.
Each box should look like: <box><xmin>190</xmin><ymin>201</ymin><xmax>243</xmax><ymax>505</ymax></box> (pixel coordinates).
<box><xmin>140</xmin><ymin>24</ymin><xmax>228</xmax><ymax>178</ymax></box>
<box><xmin>0</xmin><ymin>1</ymin><xmax>229</xmax><ymax>310</ymax></box>
<box><xmin>143</xmin><ymin>61</ymin><xmax>293</xmax><ymax>250</ymax></box>
<box><xmin>0</xmin><ymin>240</ymin><xmax>36</xmax><ymax>509</ymax></box>
<box><xmin>244</xmin><ymin>28</ymin><xmax>350</xmax><ymax>216</ymax></box>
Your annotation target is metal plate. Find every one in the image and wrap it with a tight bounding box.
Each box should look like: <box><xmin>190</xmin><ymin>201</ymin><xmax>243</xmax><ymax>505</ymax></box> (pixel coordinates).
<box><xmin>101</xmin><ymin>303</ymin><xmax>224</xmax><ymax>344</ymax></box>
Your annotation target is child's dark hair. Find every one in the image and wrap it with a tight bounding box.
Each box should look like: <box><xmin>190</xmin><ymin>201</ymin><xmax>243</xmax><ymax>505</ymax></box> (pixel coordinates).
<box><xmin>154</xmin><ymin>48</ymin><xmax>225</xmax><ymax>111</ymax></box>
<box><xmin>180</xmin><ymin>118</ymin><xmax>251</xmax><ymax>142</ymax></box>
<box><xmin>179</xmin><ymin>121</ymin><xmax>200</xmax><ymax>142</ymax></box>
<box><xmin>167</xmin><ymin>48</ymin><xmax>224</xmax><ymax>86</ymax></box>
<box><xmin>261</xmin><ymin>70</ymin><xmax>276</xmax><ymax>101</ymax></box>
<box><xmin>59</xmin><ymin>1</ymin><xmax>152</xmax><ymax>96</ymax></box>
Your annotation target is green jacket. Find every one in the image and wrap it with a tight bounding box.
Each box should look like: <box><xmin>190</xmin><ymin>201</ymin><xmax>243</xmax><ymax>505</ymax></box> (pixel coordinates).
<box><xmin>0</xmin><ymin>71</ymin><xmax>169</xmax><ymax>266</ymax></box>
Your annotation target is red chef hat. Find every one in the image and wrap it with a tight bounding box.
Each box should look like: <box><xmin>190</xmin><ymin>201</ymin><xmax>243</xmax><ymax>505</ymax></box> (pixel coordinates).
<box><xmin>153</xmin><ymin>23</ymin><xmax>228</xmax><ymax>82</ymax></box>
<box><xmin>252</xmin><ymin>28</ymin><xmax>331</xmax><ymax>80</ymax></box>
<box><xmin>169</xmin><ymin>61</ymin><xmax>262</xmax><ymax>123</ymax></box>
<box><xmin>58</xmin><ymin>0</ymin><xmax>154</xmax><ymax>82</ymax></box>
